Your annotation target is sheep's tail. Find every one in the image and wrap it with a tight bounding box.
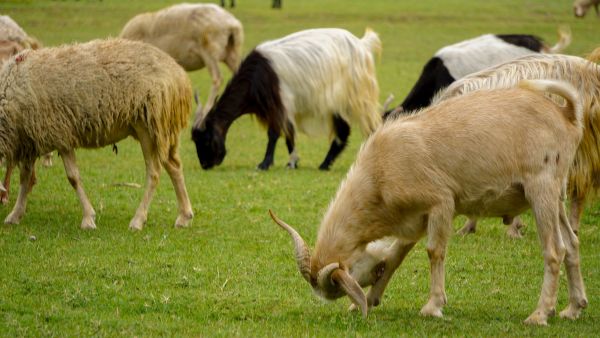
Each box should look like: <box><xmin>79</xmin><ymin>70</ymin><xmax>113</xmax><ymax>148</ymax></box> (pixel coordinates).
<box><xmin>546</xmin><ymin>25</ymin><xmax>571</xmax><ymax>53</ymax></box>
<box><xmin>360</xmin><ymin>27</ymin><xmax>382</xmax><ymax>59</ymax></box>
<box><xmin>226</xmin><ymin>23</ymin><xmax>244</xmax><ymax>71</ymax></box>
<box><xmin>519</xmin><ymin>79</ymin><xmax>582</xmax><ymax>126</ymax></box>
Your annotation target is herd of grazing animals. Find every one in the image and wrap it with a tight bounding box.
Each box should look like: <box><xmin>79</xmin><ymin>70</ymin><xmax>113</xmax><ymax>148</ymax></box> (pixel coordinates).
<box><xmin>0</xmin><ymin>0</ymin><xmax>599</xmax><ymax>327</ymax></box>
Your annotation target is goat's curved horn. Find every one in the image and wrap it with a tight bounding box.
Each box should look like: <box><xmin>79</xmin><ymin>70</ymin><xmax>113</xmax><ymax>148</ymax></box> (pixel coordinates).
<box><xmin>382</xmin><ymin>93</ymin><xmax>395</xmax><ymax>112</ymax></box>
<box><xmin>269</xmin><ymin>209</ymin><xmax>313</xmax><ymax>285</ymax></box>
<box><xmin>193</xmin><ymin>89</ymin><xmax>205</xmax><ymax>127</ymax></box>
<box><xmin>318</xmin><ymin>263</ymin><xmax>368</xmax><ymax>318</ymax></box>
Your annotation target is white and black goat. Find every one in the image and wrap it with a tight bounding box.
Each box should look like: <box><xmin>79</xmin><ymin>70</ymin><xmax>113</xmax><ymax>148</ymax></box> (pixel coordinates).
<box><xmin>383</xmin><ymin>28</ymin><xmax>570</xmax><ymax>119</ymax></box>
<box><xmin>192</xmin><ymin>28</ymin><xmax>381</xmax><ymax>170</ymax></box>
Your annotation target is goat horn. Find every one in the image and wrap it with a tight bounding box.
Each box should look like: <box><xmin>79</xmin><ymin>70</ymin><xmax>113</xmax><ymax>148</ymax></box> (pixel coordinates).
<box><xmin>382</xmin><ymin>93</ymin><xmax>395</xmax><ymax>112</ymax></box>
<box><xmin>269</xmin><ymin>209</ymin><xmax>313</xmax><ymax>285</ymax></box>
<box><xmin>332</xmin><ymin>268</ymin><xmax>368</xmax><ymax>318</ymax></box>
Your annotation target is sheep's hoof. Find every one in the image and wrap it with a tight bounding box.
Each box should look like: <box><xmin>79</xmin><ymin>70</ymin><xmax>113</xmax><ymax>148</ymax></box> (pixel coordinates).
<box><xmin>80</xmin><ymin>217</ymin><xmax>97</xmax><ymax>230</ymax></box>
<box><xmin>559</xmin><ymin>299</ymin><xmax>587</xmax><ymax>320</ymax></box>
<box><xmin>4</xmin><ymin>212</ymin><xmax>22</xmax><ymax>224</ymax></box>
<box><xmin>174</xmin><ymin>213</ymin><xmax>193</xmax><ymax>228</ymax></box>
<box><xmin>129</xmin><ymin>218</ymin><xmax>145</xmax><ymax>231</ymax></box>
<box><xmin>524</xmin><ymin>309</ymin><xmax>553</xmax><ymax>325</ymax></box>
<box><xmin>41</xmin><ymin>157</ymin><xmax>53</xmax><ymax>167</ymax></box>
<box><xmin>506</xmin><ymin>227</ymin><xmax>524</xmax><ymax>239</ymax></box>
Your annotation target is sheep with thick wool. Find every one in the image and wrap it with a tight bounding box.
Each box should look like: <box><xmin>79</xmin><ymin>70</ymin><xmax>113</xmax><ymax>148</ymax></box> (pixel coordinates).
<box><xmin>271</xmin><ymin>79</ymin><xmax>587</xmax><ymax>325</ymax></box>
<box><xmin>120</xmin><ymin>3</ymin><xmax>243</xmax><ymax>114</ymax></box>
<box><xmin>434</xmin><ymin>52</ymin><xmax>600</xmax><ymax>238</ymax></box>
<box><xmin>193</xmin><ymin>28</ymin><xmax>382</xmax><ymax>171</ymax></box>
<box><xmin>0</xmin><ymin>38</ymin><xmax>194</xmax><ymax>230</ymax></box>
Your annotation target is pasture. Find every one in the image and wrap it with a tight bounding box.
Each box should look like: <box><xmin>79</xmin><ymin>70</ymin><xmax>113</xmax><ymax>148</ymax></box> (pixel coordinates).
<box><xmin>0</xmin><ymin>0</ymin><xmax>599</xmax><ymax>336</ymax></box>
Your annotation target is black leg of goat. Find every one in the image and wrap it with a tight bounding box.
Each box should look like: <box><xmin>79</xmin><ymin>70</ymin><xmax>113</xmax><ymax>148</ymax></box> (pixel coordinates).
<box><xmin>285</xmin><ymin>120</ymin><xmax>298</xmax><ymax>169</ymax></box>
<box><xmin>257</xmin><ymin>127</ymin><xmax>279</xmax><ymax>170</ymax></box>
<box><xmin>319</xmin><ymin>115</ymin><xmax>350</xmax><ymax>170</ymax></box>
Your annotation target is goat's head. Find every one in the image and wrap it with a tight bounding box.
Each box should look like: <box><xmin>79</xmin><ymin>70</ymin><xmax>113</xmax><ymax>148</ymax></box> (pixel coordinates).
<box><xmin>191</xmin><ymin>92</ymin><xmax>227</xmax><ymax>170</ymax></box>
<box><xmin>269</xmin><ymin>210</ymin><xmax>389</xmax><ymax>317</ymax></box>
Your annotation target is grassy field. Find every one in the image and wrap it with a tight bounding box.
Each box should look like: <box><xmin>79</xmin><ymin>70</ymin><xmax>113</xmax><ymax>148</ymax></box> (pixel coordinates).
<box><xmin>0</xmin><ymin>0</ymin><xmax>599</xmax><ymax>336</ymax></box>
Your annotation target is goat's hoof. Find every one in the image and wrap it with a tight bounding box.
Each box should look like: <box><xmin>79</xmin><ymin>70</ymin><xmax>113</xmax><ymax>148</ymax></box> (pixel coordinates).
<box><xmin>318</xmin><ymin>165</ymin><xmax>331</xmax><ymax>171</ymax></box>
<box><xmin>506</xmin><ymin>228</ymin><xmax>523</xmax><ymax>239</ymax></box>
<box><xmin>256</xmin><ymin>163</ymin><xmax>272</xmax><ymax>171</ymax></box>
<box><xmin>174</xmin><ymin>213</ymin><xmax>193</xmax><ymax>228</ymax></box>
<box><xmin>0</xmin><ymin>193</ymin><xmax>8</xmax><ymax>205</ymax></box>
<box><xmin>41</xmin><ymin>158</ymin><xmax>53</xmax><ymax>167</ymax></box>
<box><xmin>420</xmin><ymin>304</ymin><xmax>443</xmax><ymax>318</ymax></box>
<box><xmin>524</xmin><ymin>310</ymin><xmax>550</xmax><ymax>326</ymax></box>
<box><xmin>80</xmin><ymin>217</ymin><xmax>97</xmax><ymax>230</ymax></box>
<box><xmin>286</xmin><ymin>162</ymin><xmax>298</xmax><ymax>169</ymax></box>
<box><xmin>457</xmin><ymin>225</ymin><xmax>475</xmax><ymax>236</ymax></box>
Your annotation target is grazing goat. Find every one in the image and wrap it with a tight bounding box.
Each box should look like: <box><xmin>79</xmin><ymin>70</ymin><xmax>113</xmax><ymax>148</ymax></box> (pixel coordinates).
<box><xmin>271</xmin><ymin>79</ymin><xmax>587</xmax><ymax>325</ymax></box>
<box><xmin>574</xmin><ymin>0</ymin><xmax>600</xmax><ymax>17</ymax></box>
<box><xmin>120</xmin><ymin>3</ymin><xmax>244</xmax><ymax>114</ymax></box>
<box><xmin>434</xmin><ymin>53</ymin><xmax>600</xmax><ymax>238</ymax></box>
<box><xmin>0</xmin><ymin>38</ymin><xmax>194</xmax><ymax>230</ymax></box>
<box><xmin>0</xmin><ymin>15</ymin><xmax>48</xmax><ymax>206</ymax></box>
<box><xmin>192</xmin><ymin>28</ymin><xmax>381</xmax><ymax>170</ymax></box>
<box><xmin>384</xmin><ymin>27</ymin><xmax>570</xmax><ymax>118</ymax></box>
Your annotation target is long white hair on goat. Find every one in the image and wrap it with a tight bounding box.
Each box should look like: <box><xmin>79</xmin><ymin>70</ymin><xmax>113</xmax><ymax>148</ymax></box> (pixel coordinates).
<box><xmin>434</xmin><ymin>53</ymin><xmax>600</xmax><ymax>202</ymax></box>
<box><xmin>257</xmin><ymin>28</ymin><xmax>381</xmax><ymax>138</ymax></box>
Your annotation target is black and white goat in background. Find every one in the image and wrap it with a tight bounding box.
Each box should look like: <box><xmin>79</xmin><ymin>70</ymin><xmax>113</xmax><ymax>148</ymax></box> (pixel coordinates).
<box><xmin>383</xmin><ymin>27</ymin><xmax>571</xmax><ymax>118</ymax></box>
<box><xmin>192</xmin><ymin>28</ymin><xmax>382</xmax><ymax>170</ymax></box>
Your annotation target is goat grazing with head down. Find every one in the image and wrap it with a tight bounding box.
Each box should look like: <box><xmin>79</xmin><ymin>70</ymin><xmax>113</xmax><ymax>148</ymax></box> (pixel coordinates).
<box><xmin>383</xmin><ymin>27</ymin><xmax>570</xmax><ymax>119</ymax></box>
<box><xmin>120</xmin><ymin>3</ymin><xmax>244</xmax><ymax>114</ymax></box>
<box><xmin>271</xmin><ymin>79</ymin><xmax>587</xmax><ymax>325</ymax></box>
<box><xmin>192</xmin><ymin>28</ymin><xmax>382</xmax><ymax>171</ymax></box>
<box><xmin>434</xmin><ymin>52</ymin><xmax>600</xmax><ymax>238</ymax></box>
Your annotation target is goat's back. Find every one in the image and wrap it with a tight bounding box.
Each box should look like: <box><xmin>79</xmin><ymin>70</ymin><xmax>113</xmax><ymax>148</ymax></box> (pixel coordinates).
<box><xmin>363</xmin><ymin>85</ymin><xmax>581</xmax><ymax>218</ymax></box>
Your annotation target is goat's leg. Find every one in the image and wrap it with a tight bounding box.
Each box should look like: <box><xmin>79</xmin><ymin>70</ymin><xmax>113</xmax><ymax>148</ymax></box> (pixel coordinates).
<box><xmin>41</xmin><ymin>152</ymin><xmax>53</xmax><ymax>167</ymax></box>
<box><xmin>557</xmin><ymin>201</ymin><xmax>587</xmax><ymax>320</ymax></box>
<box><xmin>4</xmin><ymin>159</ymin><xmax>34</xmax><ymax>224</ymax></box>
<box><xmin>161</xmin><ymin>145</ymin><xmax>194</xmax><ymax>228</ymax></box>
<box><xmin>257</xmin><ymin>127</ymin><xmax>279</xmax><ymax>170</ymax></box>
<box><xmin>524</xmin><ymin>184</ymin><xmax>564</xmax><ymax>325</ymax></box>
<box><xmin>349</xmin><ymin>240</ymin><xmax>416</xmax><ymax>312</ymax></box>
<box><xmin>319</xmin><ymin>115</ymin><xmax>350</xmax><ymax>170</ymax></box>
<box><xmin>420</xmin><ymin>203</ymin><xmax>454</xmax><ymax>318</ymax></box>
<box><xmin>201</xmin><ymin>54</ymin><xmax>223</xmax><ymax>115</ymax></box>
<box><xmin>568</xmin><ymin>193</ymin><xmax>585</xmax><ymax>234</ymax></box>
<box><xmin>284</xmin><ymin>121</ymin><xmax>299</xmax><ymax>169</ymax></box>
<box><xmin>60</xmin><ymin>150</ymin><xmax>96</xmax><ymax>229</ymax></box>
<box><xmin>457</xmin><ymin>217</ymin><xmax>478</xmax><ymax>235</ymax></box>
<box><xmin>506</xmin><ymin>216</ymin><xmax>526</xmax><ymax>239</ymax></box>
<box><xmin>129</xmin><ymin>128</ymin><xmax>161</xmax><ymax>231</ymax></box>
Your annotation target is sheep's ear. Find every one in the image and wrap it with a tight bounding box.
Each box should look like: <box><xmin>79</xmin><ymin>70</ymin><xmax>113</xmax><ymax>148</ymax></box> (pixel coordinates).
<box><xmin>331</xmin><ymin>269</ymin><xmax>368</xmax><ymax>318</ymax></box>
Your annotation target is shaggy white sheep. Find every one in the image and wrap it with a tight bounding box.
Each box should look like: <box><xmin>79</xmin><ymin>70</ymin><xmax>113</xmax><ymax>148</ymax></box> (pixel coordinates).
<box><xmin>120</xmin><ymin>3</ymin><xmax>244</xmax><ymax>114</ymax></box>
<box><xmin>0</xmin><ymin>38</ymin><xmax>194</xmax><ymax>230</ymax></box>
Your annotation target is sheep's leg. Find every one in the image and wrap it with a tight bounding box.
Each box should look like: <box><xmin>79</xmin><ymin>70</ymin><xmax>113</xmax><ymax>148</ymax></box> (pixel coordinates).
<box><xmin>161</xmin><ymin>146</ymin><xmax>194</xmax><ymax>228</ymax></box>
<box><xmin>129</xmin><ymin>128</ymin><xmax>161</xmax><ymax>231</ymax></box>
<box><xmin>524</xmin><ymin>184</ymin><xmax>564</xmax><ymax>325</ymax></box>
<box><xmin>4</xmin><ymin>160</ymin><xmax>34</xmax><ymax>224</ymax></box>
<box><xmin>558</xmin><ymin>201</ymin><xmax>587</xmax><ymax>320</ymax></box>
<box><xmin>60</xmin><ymin>150</ymin><xmax>96</xmax><ymax>229</ymax></box>
<box><xmin>349</xmin><ymin>240</ymin><xmax>416</xmax><ymax>312</ymax></box>
<box><xmin>319</xmin><ymin>115</ymin><xmax>350</xmax><ymax>170</ymax></box>
<box><xmin>568</xmin><ymin>194</ymin><xmax>585</xmax><ymax>234</ymax></box>
<box><xmin>420</xmin><ymin>203</ymin><xmax>454</xmax><ymax>318</ymax></box>
<box><xmin>285</xmin><ymin>121</ymin><xmax>299</xmax><ymax>169</ymax></box>
<box><xmin>457</xmin><ymin>217</ymin><xmax>477</xmax><ymax>235</ymax></box>
<box><xmin>0</xmin><ymin>162</ymin><xmax>13</xmax><ymax>205</ymax></box>
<box><xmin>506</xmin><ymin>216</ymin><xmax>526</xmax><ymax>239</ymax></box>
<box><xmin>201</xmin><ymin>55</ymin><xmax>222</xmax><ymax>115</ymax></box>
<box><xmin>257</xmin><ymin>127</ymin><xmax>279</xmax><ymax>170</ymax></box>
<box><xmin>41</xmin><ymin>152</ymin><xmax>53</xmax><ymax>167</ymax></box>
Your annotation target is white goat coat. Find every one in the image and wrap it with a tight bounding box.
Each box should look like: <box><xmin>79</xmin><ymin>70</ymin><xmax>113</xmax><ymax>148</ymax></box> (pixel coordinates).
<box><xmin>436</xmin><ymin>34</ymin><xmax>536</xmax><ymax>79</ymax></box>
<box><xmin>256</xmin><ymin>28</ymin><xmax>381</xmax><ymax>138</ymax></box>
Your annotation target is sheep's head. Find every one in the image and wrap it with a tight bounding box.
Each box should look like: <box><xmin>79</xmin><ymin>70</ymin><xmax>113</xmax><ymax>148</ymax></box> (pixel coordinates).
<box><xmin>269</xmin><ymin>210</ymin><xmax>389</xmax><ymax>317</ymax></box>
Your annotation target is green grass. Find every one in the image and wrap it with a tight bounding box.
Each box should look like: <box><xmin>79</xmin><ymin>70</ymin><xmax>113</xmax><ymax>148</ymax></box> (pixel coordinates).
<box><xmin>0</xmin><ymin>0</ymin><xmax>599</xmax><ymax>336</ymax></box>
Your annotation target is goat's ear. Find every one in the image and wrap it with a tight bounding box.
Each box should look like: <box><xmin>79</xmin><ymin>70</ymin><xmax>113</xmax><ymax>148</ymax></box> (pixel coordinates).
<box><xmin>382</xmin><ymin>93</ymin><xmax>395</xmax><ymax>112</ymax></box>
<box><xmin>193</xmin><ymin>90</ymin><xmax>205</xmax><ymax>127</ymax></box>
<box><xmin>332</xmin><ymin>269</ymin><xmax>368</xmax><ymax>318</ymax></box>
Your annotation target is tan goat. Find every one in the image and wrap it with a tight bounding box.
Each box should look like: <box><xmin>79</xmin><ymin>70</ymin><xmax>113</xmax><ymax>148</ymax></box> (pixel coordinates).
<box><xmin>120</xmin><ymin>3</ymin><xmax>244</xmax><ymax>115</ymax></box>
<box><xmin>433</xmin><ymin>53</ymin><xmax>600</xmax><ymax>238</ymax></box>
<box><xmin>271</xmin><ymin>80</ymin><xmax>587</xmax><ymax>325</ymax></box>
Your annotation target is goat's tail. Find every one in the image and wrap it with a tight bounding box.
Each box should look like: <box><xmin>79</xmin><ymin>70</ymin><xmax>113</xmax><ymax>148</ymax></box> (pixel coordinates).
<box><xmin>361</xmin><ymin>27</ymin><xmax>382</xmax><ymax>59</ymax></box>
<box><xmin>546</xmin><ymin>25</ymin><xmax>572</xmax><ymax>53</ymax></box>
<box><xmin>519</xmin><ymin>79</ymin><xmax>582</xmax><ymax>126</ymax></box>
